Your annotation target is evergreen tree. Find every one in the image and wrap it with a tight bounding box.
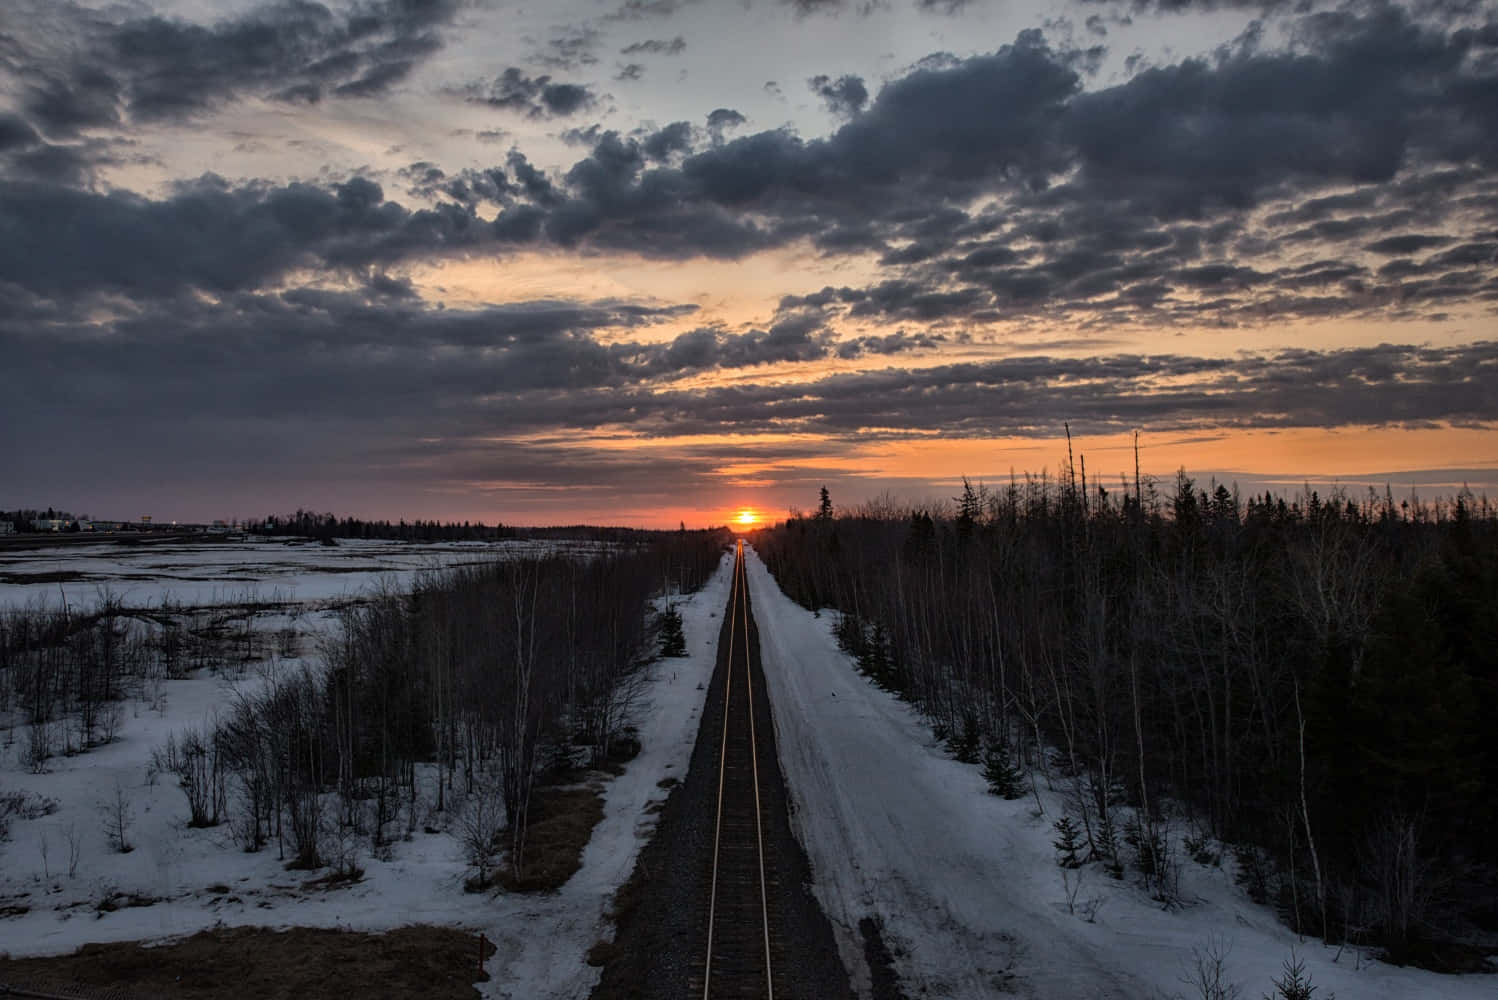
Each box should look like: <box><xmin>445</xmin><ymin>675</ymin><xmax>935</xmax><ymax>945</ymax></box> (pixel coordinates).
<box><xmin>983</xmin><ymin>738</ymin><xmax>1025</xmax><ymax>798</ymax></box>
<box><xmin>1053</xmin><ymin>816</ymin><xmax>1084</xmax><ymax>868</ymax></box>
<box><xmin>950</xmin><ymin>711</ymin><xmax>982</xmax><ymax>764</ymax></box>
<box><xmin>816</xmin><ymin>486</ymin><xmax>833</xmax><ymax>521</ymax></box>
<box><xmin>658</xmin><ymin>606</ymin><xmax>687</xmax><ymax>658</ymax></box>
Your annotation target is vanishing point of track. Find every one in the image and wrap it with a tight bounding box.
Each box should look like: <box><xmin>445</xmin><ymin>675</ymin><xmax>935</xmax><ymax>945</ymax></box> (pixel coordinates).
<box><xmin>698</xmin><ymin>539</ymin><xmax>776</xmax><ymax>999</ymax></box>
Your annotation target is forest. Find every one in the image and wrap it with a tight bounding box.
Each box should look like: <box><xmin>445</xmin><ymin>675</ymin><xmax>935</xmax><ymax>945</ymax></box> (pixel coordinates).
<box><xmin>0</xmin><ymin>529</ymin><xmax>728</xmax><ymax>885</ymax></box>
<box><xmin>753</xmin><ymin>467</ymin><xmax>1497</xmax><ymax>971</ymax></box>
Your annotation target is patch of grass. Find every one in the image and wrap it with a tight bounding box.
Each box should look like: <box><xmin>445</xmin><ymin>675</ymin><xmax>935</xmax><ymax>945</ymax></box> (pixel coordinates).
<box><xmin>0</xmin><ymin>925</ymin><xmax>493</xmax><ymax>998</ymax></box>
<box><xmin>499</xmin><ymin>787</ymin><xmax>605</xmax><ymax>893</ymax></box>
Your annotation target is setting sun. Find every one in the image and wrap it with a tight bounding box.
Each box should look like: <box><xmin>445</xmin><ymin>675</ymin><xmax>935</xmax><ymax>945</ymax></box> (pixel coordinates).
<box><xmin>734</xmin><ymin>509</ymin><xmax>759</xmax><ymax>529</ymax></box>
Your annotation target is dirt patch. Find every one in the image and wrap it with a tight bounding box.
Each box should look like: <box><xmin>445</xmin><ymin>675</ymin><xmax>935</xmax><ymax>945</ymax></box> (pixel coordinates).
<box><xmin>500</xmin><ymin>786</ymin><xmax>605</xmax><ymax>892</ymax></box>
<box><xmin>0</xmin><ymin>924</ymin><xmax>494</xmax><ymax>999</ymax></box>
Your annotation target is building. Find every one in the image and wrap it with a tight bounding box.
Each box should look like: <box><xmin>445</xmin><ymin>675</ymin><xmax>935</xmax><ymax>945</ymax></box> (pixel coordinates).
<box><xmin>0</xmin><ymin>522</ymin><xmax>14</xmax><ymax>534</ymax></box>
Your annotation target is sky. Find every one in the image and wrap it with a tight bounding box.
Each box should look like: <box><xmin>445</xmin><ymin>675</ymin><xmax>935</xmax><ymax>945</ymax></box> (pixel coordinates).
<box><xmin>2</xmin><ymin>0</ymin><xmax>1495</xmax><ymax>528</ymax></box>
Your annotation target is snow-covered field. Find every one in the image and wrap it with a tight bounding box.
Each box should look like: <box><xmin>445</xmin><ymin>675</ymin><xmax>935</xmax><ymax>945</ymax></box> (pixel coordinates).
<box><xmin>0</xmin><ymin>536</ymin><xmax>615</xmax><ymax>614</ymax></box>
<box><xmin>0</xmin><ymin>543</ymin><xmax>735</xmax><ymax>1000</ymax></box>
<box><xmin>745</xmin><ymin>546</ymin><xmax>1496</xmax><ymax>1000</ymax></box>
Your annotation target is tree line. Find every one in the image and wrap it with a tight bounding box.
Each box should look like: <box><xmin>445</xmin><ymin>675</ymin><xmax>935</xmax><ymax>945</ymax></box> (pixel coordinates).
<box><xmin>753</xmin><ymin>470</ymin><xmax>1496</xmax><ymax>969</ymax></box>
<box><xmin>255</xmin><ymin>509</ymin><xmax>515</xmax><ymax>542</ymax></box>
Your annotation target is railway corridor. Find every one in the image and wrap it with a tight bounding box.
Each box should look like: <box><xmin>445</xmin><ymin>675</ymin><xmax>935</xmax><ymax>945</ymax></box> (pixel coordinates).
<box><xmin>697</xmin><ymin>539</ymin><xmax>776</xmax><ymax>998</ymax></box>
<box><xmin>591</xmin><ymin>541</ymin><xmax>853</xmax><ymax>1000</ymax></box>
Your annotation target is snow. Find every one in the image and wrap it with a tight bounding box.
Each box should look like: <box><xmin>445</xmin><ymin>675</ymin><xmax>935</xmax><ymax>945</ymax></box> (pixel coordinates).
<box><xmin>743</xmin><ymin>545</ymin><xmax>1496</xmax><ymax>1000</ymax></box>
<box><xmin>0</xmin><ymin>536</ymin><xmax>615</xmax><ymax>614</ymax></box>
<box><xmin>0</xmin><ymin>548</ymin><xmax>736</xmax><ymax>1000</ymax></box>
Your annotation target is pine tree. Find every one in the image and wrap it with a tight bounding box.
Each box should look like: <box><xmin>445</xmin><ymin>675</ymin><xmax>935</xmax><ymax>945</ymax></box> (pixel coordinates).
<box><xmin>950</xmin><ymin>711</ymin><xmax>981</xmax><ymax>764</ymax></box>
<box><xmin>658</xmin><ymin>606</ymin><xmax>686</xmax><ymax>658</ymax></box>
<box><xmin>1053</xmin><ymin>816</ymin><xmax>1084</xmax><ymax>869</ymax></box>
<box><xmin>1262</xmin><ymin>951</ymin><xmax>1331</xmax><ymax>1000</ymax></box>
<box><xmin>983</xmin><ymin>738</ymin><xmax>1025</xmax><ymax>799</ymax></box>
<box><xmin>816</xmin><ymin>486</ymin><xmax>833</xmax><ymax>521</ymax></box>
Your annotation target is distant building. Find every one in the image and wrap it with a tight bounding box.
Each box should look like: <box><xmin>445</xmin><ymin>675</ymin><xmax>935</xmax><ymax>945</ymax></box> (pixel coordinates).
<box><xmin>0</xmin><ymin>522</ymin><xmax>14</xmax><ymax>534</ymax></box>
<box><xmin>31</xmin><ymin>518</ymin><xmax>70</xmax><ymax>532</ymax></box>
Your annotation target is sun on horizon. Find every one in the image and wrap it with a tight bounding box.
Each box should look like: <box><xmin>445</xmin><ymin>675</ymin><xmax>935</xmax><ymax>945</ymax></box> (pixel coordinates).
<box><xmin>733</xmin><ymin>509</ymin><xmax>760</xmax><ymax>530</ymax></box>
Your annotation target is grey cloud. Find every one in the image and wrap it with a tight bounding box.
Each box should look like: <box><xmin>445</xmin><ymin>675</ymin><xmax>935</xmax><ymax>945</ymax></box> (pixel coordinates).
<box><xmin>917</xmin><ymin>0</ymin><xmax>977</xmax><ymax>13</ymax></box>
<box><xmin>471</xmin><ymin>68</ymin><xmax>598</xmax><ymax>118</ymax></box>
<box><xmin>642</xmin><ymin>121</ymin><xmax>695</xmax><ymax>161</ymax></box>
<box><xmin>783</xmin><ymin>0</ymin><xmax>850</xmax><ymax>15</ymax></box>
<box><xmin>1366</xmin><ymin>234</ymin><xmax>1454</xmax><ymax>254</ymax></box>
<box><xmin>621</xmin><ymin>36</ymin><xmax>687</xmax><ymax>55</ymax></box>
<box><xmin>707</xmin><ymin>108</ymin><xmax>747</xmax><ymax>144</ymax></box>
<box><xmin>808</xmin><ymin>74</ymin><xmax>869</xmax><ymax>117</ymax></box>
<box><xmin>535</xmin><ymin>25</ymin><xmax>602</xmax><ymax>70</ymax></box>
<box><xmin>835</xmin><ymin>330</ymin><xmax>947</xmax><ymax>357</ymax></box>
<box><xmin>13</xmin><ymin>0</ymin><xmax>458</xmax><ymax>131</ymax></box>
<box><xmin>0</xmin><ymin>174</ymin><xmax>485</xmax><ymax>298</ymax></box>
<box><xmin>0</xmin><ymin>115</ymin><xmax>40</xmax><ymax>151</ymax></box>
<box><xmin>607</xmin><ymin>0</ymin><xmax>693</xmax><ymax>20</ymax></box>
<box><xmin>2</xmin><ymin>284</ymin><xmax>1495</xmax><ymax>504</ymax></box>
<box><xmin>9</xmin><ymin>8</ymin><xmax>1496</xmax><ymax>332</ymax></box>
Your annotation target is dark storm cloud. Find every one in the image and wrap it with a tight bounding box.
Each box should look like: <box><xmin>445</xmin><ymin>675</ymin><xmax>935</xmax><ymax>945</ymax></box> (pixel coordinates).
<box><xmin>12</xmin><ymin>0</ymin><xmax>458</xmax><ymax>132</ymax></box>
<box><xmin>469</xmin><ymin>68</ymin><xmax>598</xmax><ymax>118</ymax></box>
<box><xmin>0</xmin><ymin>115</ymin><xmax>40</xmax><ymax>151</ymax></box>
<box><xmin>641</xmin><ymin>121</ymin><xmax>695</xmax><ymax>161</ymax></box>
<box><xmin>0</xmin><ymin>174</ymin><xmax>489</xmax><ymax>298</ymax></box>
<box><xmin>401</xmin><ymin>163</ymin><xmax>515</xmax><ymax>207</ymax></box>
<box><xmin>6</xmin><ymin>6</ymin><xmax>1495</xmax><ymax>331</ymax></box>
<box><xmin>808</xmin><ymin>74</ymin><xmax>869</xmax><ymax>117</ymax></box>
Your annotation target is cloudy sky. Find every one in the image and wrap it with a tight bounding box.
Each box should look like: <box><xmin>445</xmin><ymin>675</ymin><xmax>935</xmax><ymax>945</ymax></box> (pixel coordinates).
<box><xmin>2</xmin><ymin>0</ymin><xmax>1495</xmax><ymax>526</ymax></box>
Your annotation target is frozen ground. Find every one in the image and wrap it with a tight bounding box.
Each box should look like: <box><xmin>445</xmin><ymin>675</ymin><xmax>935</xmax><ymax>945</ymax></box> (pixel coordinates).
<box><xmin>0</xmin><ymin>536</ymin><xmax>616</xmax><ymax>614</ymax></box>
<box><xmin>744</xmin><ymin>545</ymin><xmax>1497</xmax><ymax>1000</ymax></box>
<box><xmin>0</xmin><ymin>547</ymin><xmax>735</xmax><ymax>1000</ymax></box>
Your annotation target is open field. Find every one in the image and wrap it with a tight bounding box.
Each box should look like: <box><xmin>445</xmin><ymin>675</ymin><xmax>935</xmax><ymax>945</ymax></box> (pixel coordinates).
<box><xmin>0</xmin><ymin>539</ymin><xmax>735</xmax><ymax>999</ymax></box>
<box><xmin>0</xmin><ymin>536</ymin><xmax>618</xmax><ymax>615</ymax></box>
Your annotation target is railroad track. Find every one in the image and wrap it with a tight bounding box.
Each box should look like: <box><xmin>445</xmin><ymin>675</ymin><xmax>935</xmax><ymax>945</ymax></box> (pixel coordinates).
<box><xmin>695</xmin><ymin>539</ymin><xmax>778</xmax><ymax>1000</ymax></box>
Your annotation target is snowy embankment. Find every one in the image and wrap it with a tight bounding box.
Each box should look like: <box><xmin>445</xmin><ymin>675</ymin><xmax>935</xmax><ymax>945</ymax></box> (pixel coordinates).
<box><xmin>744</xmin><ymin>546</ymin><xmax>1494</xmax><ymax>1000</ymax></box>
<box><xmin>0</xmin><ymin>549</ymin><xmax>734</xmax><ymax>1000</ymax></box>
